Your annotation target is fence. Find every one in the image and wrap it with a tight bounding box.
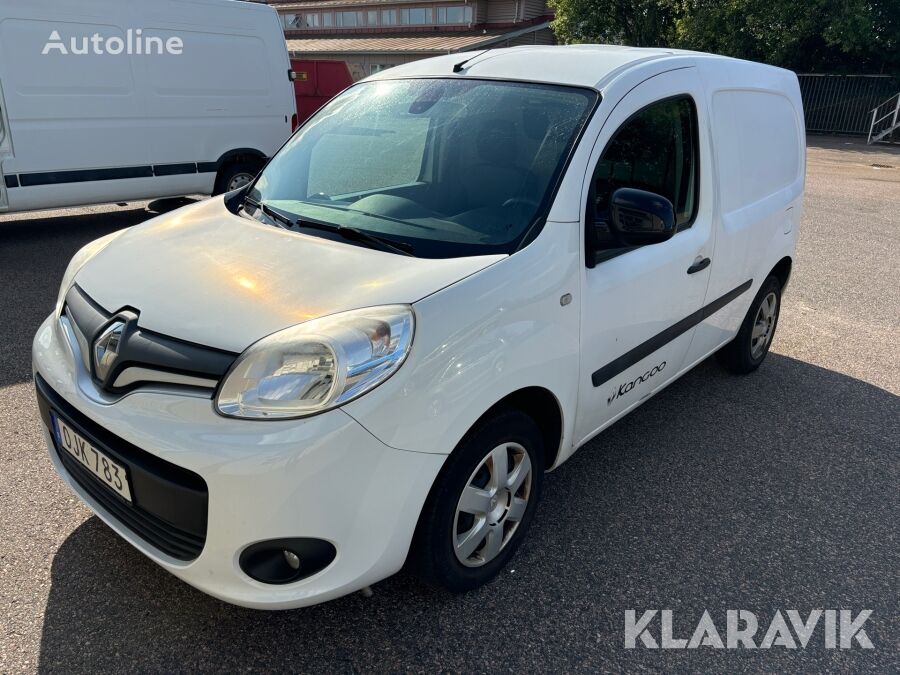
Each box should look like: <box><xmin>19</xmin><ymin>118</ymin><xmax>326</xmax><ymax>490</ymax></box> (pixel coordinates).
<box><xmin>797</xmin><ymin>74</ymin><xmax>899</xmax><ymax>136</ymax></box>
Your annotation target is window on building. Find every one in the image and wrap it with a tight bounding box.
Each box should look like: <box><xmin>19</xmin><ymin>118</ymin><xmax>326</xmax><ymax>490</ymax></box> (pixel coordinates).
<box><xmin>434</xmin><ymin>5</ymin><xmax>472</xmax><ymax>25</ymax></box>
<box><xmin>289</xmin><ymin>5</ymin><xmax>475</xmax><ymax>30</ymax></box>
<box><xmin>281</xmin><ymin>13</ymin><xmax>302</xmax><ymax>29</ymax></box>
<box><xmin>447</xmin><ymin>6</ymin><xmax>465</xmax><ymax>23</ymax></box>
<box><xmin>401</xmin><ymin>8</ymin><xmax>432</xmax><ymax>25</ymax></box>
<box><xmin>370</xmin><ymin>64</ymin><xmax>393</xmax><ymax>74</ymax></box>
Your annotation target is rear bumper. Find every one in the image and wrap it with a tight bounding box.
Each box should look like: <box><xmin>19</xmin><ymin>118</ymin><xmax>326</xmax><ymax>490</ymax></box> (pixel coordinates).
<box><xmin>33</xmin><ymin>314</ymin><xmax>445</xmax><ymax>609</ymax></box>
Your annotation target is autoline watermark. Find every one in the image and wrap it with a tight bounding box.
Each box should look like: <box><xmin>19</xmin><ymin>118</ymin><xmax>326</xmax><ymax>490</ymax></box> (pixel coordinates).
<box><xmin>42</xmin><ymin>30</ymin><xmax>183</xmax><ymax>56</ymax></box>
<box><xmin>624</xmin><ymin>609</ymin><xmax>874</xmax><ymax>649</ymax></box>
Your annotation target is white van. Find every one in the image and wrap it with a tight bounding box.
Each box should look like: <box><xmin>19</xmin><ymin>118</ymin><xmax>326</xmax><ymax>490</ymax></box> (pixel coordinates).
<box><xmin>0</xmin><ymin>0</ymin><xmax>296</xmax><ymax>214</ymax></box>
<box><xmin>32</xmin><ymin>46</ymin><xmax>804</xmax><ymax>609</ymax></box>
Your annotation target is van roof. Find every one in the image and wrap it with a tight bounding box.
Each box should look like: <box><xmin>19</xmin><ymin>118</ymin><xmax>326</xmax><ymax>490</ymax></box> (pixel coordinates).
<box><xmin>367</xmin><ymin>44</ymin><xmax>723</xmax><ymax>90</ymax></box>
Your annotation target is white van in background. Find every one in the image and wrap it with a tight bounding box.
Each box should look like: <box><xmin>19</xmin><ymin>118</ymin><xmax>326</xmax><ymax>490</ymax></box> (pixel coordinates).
<box><xmin>0</xmin><ymin>0</ymin><xmax>296</xmax><ymax>214</ymax></box>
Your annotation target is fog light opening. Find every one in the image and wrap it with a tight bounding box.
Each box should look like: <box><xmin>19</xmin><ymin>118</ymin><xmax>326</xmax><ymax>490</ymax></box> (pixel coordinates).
<box><xmin>239</xmin><ymin>538</ymin><xmax>336</xmax><ymax>585</ymax></box>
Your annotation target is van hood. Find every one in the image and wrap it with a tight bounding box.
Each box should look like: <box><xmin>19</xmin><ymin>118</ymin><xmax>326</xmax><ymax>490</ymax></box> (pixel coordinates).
<box><xmin>75</xmin><ymin>198</ymin><xmax>503</xmax><ymax>353</ymax></box>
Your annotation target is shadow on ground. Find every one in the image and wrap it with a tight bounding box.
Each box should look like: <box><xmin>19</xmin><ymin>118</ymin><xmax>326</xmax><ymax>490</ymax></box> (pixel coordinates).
<box><xmin>37</xmin><ymin>354</ymin><xmax>900</xmax><ymax>673</ymax></box>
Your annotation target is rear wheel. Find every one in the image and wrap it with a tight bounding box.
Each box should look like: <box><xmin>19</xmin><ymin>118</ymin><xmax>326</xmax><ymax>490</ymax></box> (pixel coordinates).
<box><xmin>717</xmin><ymin>275</ymin><xmax>782</xmax><ymax>374</ymax></box>
<box><xmin>411</xmin><ymin>410</ymin><xmax>544</xmax><ymax>592</ymax></box>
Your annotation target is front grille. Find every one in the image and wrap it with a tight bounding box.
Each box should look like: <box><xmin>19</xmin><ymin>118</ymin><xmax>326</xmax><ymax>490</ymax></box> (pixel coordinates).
<box><xmin>64</xmin><ymin>284</ymin><xmax>237</xmax><ymax>394</ymax></box>
<box><xmin>35</xmin><ymin>374</ymin><xmax>208</xmax><ymax>561</ymax></box>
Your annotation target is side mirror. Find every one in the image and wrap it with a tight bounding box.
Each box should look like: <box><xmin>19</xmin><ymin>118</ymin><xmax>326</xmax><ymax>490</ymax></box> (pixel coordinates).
<box><xmin>609</xmin><ymin>188</ymin><xmax>676</xmax><ymax>246</ymax></box>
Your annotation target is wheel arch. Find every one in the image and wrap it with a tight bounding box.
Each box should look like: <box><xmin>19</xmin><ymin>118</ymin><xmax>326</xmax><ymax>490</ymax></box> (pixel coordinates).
<box><xmin>769</xmin><ymin>256</ymin><xmax>793</xmax><ymax>291</ymax></box>
<box><xmin>215</xmin><ymin>147</ymin><xmax>267</xmax><ymax>170</ymax></box>
<box><xmin>459</xmin><ymin>386</ymin><xmax>565</xmax><ymax>473</ymax></box>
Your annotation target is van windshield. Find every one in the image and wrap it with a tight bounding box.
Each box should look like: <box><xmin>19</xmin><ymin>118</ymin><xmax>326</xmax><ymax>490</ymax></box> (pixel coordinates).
<box><xmin>247</xmin><ymin>78</ymin><xmax>597</xmax><ymax>258</ymax></box>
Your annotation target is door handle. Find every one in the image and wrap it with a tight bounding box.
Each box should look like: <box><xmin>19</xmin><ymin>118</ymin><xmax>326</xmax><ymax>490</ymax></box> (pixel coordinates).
<box><xmin>687</xmin><ymin>257</ymin><xmax>711</xmax><ymax>274</ymax></box>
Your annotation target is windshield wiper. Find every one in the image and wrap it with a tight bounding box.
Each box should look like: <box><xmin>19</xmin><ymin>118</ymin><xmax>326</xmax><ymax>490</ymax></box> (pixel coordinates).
<box><xmin>243</xmin><ymin>196</ymin><xmax>297</xmax><ymax>230</ymax></box>
<box><xmin>310</xmin><ymin>201</ymin><xmax>436</xmax><ymax>232</ymax></box>
<box><xmin>294</xmin><ymin>219</ymin><xmax>415</xmax><ymax>256</ymax></box>
<box><xmin>243</xmin><ymin>196</ymin><xmax>414</xmax><ymax>256</ymax></box>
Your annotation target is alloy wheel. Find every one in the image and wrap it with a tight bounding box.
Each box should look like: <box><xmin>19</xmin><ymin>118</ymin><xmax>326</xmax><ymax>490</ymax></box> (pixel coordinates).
<box><xmin>452</xmin><ymin>442</ymin><xmax>532</xmax><ymax>568</ymax></box>
<box><xmin>751</xmin><ymin>292</ymin><xmax>778</xmax><ymax>359</ymax></box>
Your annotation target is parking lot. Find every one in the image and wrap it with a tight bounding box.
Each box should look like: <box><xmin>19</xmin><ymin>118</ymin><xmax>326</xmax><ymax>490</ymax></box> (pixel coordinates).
<box><xmin>0</xmin><ymin>137</ymin><xmax>898</xmax><ymax>672</ymax></box>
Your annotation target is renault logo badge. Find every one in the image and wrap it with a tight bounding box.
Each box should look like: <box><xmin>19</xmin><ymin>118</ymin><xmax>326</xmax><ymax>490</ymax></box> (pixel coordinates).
<box><xmin>93</xmin><ymin>320</ymin><xmax>126</xmax><ymax>381</ymax></box>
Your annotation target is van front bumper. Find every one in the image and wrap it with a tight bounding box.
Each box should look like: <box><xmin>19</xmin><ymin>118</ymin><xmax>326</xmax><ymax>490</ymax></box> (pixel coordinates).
<box><xmin>32</xmin><ymin>314</ymin><xmax>445</xmax><ymax>609</ymax></box>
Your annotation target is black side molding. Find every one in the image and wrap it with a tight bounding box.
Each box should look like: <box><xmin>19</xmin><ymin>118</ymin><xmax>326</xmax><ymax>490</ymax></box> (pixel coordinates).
<box><xmin>19</xmin><ymin>166</ymin><xmax>154</xmax><ymax>187</ymax></box>
<box><xmin>153</xmin><ymin>163</ymin><xmax>198</xmax><ymax>177</ymax></box>
<box><xmin>6</xmin><ymin>160</ymin><xmax>223</xmax><ymax>188</ymax></box>
<box><xmin>592</xmin><ymin>279</ymin><xmax>753</xmax><ymax>387</ymax></box>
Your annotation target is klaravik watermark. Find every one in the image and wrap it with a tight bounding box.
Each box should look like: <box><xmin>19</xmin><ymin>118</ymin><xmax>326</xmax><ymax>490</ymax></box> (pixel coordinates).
<box><xmin>624</xmin><ymin>609</ymin><xmax>874</xmax><ymax>649</ymax></box>
<box><xmin>42</xmin><ymin>30</ymin><xmax>183</xmax><ymax>56</ymax></box>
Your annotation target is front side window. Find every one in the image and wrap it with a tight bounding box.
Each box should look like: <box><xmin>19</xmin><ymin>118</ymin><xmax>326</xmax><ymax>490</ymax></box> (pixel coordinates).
<box><xmin>589</xmin><ymin>96</ymin><xmax>698</xmax><ymax>259</ymax></box>
<box><xmin>248</xmin><ymin>79</ymin><xmax>597</xmax><ymax>259</ymax></box>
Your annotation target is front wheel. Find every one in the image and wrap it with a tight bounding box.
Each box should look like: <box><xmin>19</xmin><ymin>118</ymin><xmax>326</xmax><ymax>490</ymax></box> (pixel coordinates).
<box><xmin>411</xmin><ymin>410</ymin><xmax>544</xmax><ymax>592</ymax></box>
<box><xmin>717</xmin><ymin>275</ymin><xmax>782</xmax><ymax>374</ymax></box>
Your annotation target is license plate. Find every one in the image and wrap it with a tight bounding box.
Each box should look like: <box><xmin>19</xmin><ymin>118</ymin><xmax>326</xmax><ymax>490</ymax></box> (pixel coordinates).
<box><xmin>52</xmin><ymin>414</ymin><xmax>132</xmax><ymax>502</ymax></box>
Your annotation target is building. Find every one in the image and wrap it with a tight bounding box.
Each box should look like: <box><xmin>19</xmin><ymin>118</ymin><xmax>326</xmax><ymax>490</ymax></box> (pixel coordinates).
<box><xmin>266</xmin><ymin>0</ymin><xmax>556</xmax><ymax>79</ymax></box>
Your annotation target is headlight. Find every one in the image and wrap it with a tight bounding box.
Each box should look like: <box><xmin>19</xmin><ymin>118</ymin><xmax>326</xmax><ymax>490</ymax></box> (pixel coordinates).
<box><xmin>55</xmin><ymin>231</ymin><xmax>125</xmax><ymax>317</ymax></box>
<box><xmin>216</xmin><ymin>305</ymin><xmax>414</xmax><ymax>419</ymax></box>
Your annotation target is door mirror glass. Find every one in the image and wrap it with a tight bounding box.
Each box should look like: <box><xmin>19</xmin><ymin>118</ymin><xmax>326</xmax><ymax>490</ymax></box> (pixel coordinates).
<box><xmin>609</xmin><ymin>187</ymin><xmax>676</xmax><ymax>246</ymax></box>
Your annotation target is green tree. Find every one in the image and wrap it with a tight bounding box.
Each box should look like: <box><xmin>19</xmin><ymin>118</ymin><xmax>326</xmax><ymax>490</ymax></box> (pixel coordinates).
<box><xmin>548</xmin><ymin>0</ymin><xmax>900</xmax><ymax>74</ymax></box>
<box><xmin>547</xmin><ymin>0</ymin><xmax>680</xmax><ymax>47</ymax></box>
<box><xmin>673</xmin><ymin>0</ymin><xmax>900</xmax><ymax>73</ymax></box>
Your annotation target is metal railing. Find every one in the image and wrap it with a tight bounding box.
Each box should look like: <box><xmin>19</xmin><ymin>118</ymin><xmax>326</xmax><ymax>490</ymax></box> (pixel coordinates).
<box><xmin>867</xmin><ymin>92</ymin><xmax>900</xmax><ymax>144</ymax></box>
<box><xmin>797</xmin><ymin>74</ymin><xmax>899</xmax><ymax>136</ymax></box>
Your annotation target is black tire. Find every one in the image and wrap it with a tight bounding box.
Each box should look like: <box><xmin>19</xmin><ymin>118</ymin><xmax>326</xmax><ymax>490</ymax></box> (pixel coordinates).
<box><xmin>410</xmin><ymin>409</ymin><xmax>544</xmax><ymax>593</ymax></box>
<box><xmin>717</xmin><ymin>275</ymin><xmax>782</xmax><ymax>374</ymax></box>
<box><xmin>213</xmin><ymin>161</ymin><xmax>261</xmax><ymax>196</ymax></box>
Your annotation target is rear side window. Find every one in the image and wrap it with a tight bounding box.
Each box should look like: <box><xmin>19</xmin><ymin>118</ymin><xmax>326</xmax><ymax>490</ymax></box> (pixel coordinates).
<box><xmin>590</xmin><ymin>96</ymin><xmax>699</xmax><ymax>256</ymax></box>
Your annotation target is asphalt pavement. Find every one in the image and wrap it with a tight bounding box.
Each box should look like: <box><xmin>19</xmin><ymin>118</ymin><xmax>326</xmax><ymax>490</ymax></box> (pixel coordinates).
<box><xmin>0</xmin><ymin>138</ymin><xmax>898</xmax><ymax>673</ymax></box>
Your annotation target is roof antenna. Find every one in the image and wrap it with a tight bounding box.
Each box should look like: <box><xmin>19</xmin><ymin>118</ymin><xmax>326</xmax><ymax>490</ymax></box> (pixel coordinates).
<box><xmin>453</xmin><ymin>49</ymin><xmax>490</xmax><ymax>73</ymax></box>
